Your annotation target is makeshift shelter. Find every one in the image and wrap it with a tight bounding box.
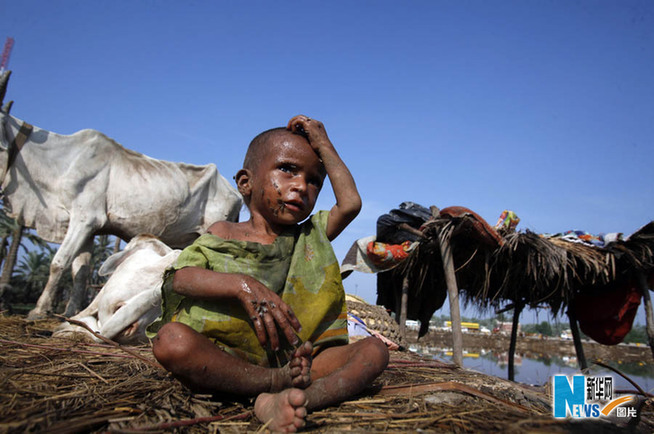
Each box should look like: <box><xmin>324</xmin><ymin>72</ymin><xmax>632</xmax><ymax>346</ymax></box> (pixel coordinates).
<box><xmin>341</xmin><ymin>203</ymin><xmax>654</xmax><ymax>375</ymax></box>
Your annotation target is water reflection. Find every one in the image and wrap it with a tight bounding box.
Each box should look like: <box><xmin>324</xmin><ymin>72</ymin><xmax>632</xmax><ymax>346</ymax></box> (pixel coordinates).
<box><xmin>410</xmin><ymin>344</ymin><xmax>654</xmax><ymax>393</ymax></box>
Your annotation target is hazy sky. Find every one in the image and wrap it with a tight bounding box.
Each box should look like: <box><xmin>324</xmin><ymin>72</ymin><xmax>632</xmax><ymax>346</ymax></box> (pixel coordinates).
<box><xmin>2</xmin><ymin>1</ymin><xmax>653</xmax><ymax>323</ymax></box>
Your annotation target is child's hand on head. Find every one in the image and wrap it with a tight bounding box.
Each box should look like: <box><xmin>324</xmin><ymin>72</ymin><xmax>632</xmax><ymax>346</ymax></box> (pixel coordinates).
<box><xmin>237</xmin><ymin>275</ymin><xmax>302</xmax><ymax>351</ymax></box>
<box><xmin>287</xmin><ymin>115</ymin><xmax>333</xmax><ymax>155</ymax></box>
<box><xmin>287</xmin><ymin>113</ymin><xmax>361</xmax><ymax>241</ymax></box>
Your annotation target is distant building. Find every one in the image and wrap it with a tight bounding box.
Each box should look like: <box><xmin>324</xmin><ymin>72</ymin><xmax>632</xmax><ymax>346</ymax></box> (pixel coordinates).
<box><xmin>444</xmin><ymin>321</ymin><xmax>481</xmax><ymax>333</ymax></box>
<box><xmin>493</xmin><ymin>321</ymin><xmax>520</xmax><ymax>335</ymax></box>
<box><xmin>405</xmin><ymin>320</ymin><xmax>420</xmax><ymax>331</ymax></box>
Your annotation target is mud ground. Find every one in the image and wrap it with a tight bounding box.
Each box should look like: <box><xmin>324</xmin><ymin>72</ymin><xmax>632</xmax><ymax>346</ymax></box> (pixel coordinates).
<box><xmin>408</xmin><ymin>330</ymin><xmax>652</xmax><ymax>364</ymax></box>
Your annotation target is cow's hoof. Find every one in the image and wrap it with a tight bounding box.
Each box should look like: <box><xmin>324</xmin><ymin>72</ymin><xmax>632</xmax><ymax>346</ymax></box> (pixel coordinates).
<box><xmin>26</xmin><ymin>310</ymin><xmax>48</xmax><ymax>320</ymax></box>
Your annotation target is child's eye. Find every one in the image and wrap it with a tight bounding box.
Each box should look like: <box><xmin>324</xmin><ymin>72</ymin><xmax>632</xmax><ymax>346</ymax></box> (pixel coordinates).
<box><xmin>278</xmin><ymin>164</ymin><xmax>296</xmax><ymax>173</ymax></box>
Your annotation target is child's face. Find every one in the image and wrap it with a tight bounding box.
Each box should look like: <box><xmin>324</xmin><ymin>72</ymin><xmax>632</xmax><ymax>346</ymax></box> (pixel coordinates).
<box><xmin>249</xmin><ymin>133</ymin><xmax>325</xmax><ymax>227</ymax></box>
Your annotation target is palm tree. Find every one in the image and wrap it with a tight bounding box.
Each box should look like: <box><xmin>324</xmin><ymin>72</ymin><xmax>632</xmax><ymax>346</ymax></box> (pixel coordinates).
<box><xmin>0</xmin><ymin>211</ymin><xmax>23</xmax><ymax>309</ymax></box>
<box><xmin>0</xmin><ymin>222</ymin><xmax>49</xmax><ymax>288</ymax></box>
<box><xmin>0</xmin><ymin>207</ymin><xmax>15</xmax><ymax>265</ymax></box>
<box><xmin>0</xmin><ymin>207</ymin><xmax>49</xmax><ymax>310</ymax></box>
<box><xmin>90</xmin><ymin>235</ymin><xmax>115</xmax><ymax>286</ymax></box>
<box><xmin>12</xmin><ymin>248</ymin><xmax>54</xmax><ymax>304</ymax></box>
<box><xmin>83</xmin><ymin>235</ymin><xmax>116</xmax><ymax>305</ymax></box>
<box><xmin>0</xmin><ymin>209</ymin><xmax>120</xmax><ymax>312</ymax></box>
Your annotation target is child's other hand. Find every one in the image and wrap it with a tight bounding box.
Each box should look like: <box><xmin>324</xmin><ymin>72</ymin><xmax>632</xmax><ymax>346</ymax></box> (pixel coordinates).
<box><xmin>237</xmin><ymin>276</ymin><xmax>302</xmax><ymax>350</ymax></box>
<box><xmin>287</xmin><ymin>114</ymin><xmax>332</xmax><ymax>154</ymax></box>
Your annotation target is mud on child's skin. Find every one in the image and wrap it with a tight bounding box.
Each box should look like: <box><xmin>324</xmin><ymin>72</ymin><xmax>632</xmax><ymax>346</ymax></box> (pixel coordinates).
<box><xmin>269</xmin><ymin>180</ymin><xmax>284</xmax><ymax>217</ymax></box>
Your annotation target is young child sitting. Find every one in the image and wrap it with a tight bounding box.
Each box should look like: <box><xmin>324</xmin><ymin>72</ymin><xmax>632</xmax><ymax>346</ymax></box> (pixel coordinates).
<box><xmin>147</xmin><ymin>115</ymin><xmax>389</xmax><ymax>432</ymax></box>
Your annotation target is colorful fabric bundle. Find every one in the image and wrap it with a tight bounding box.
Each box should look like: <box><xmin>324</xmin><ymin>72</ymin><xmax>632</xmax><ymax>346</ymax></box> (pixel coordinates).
<box><xmin>366</xmin><ymin>240</ymin><xmax>413</xmax><ymax>269</ymax></box>
<box><xmin>495</xmin><ymin>210</ymin><xmax>520</xmax><ymax>231</ymax></box>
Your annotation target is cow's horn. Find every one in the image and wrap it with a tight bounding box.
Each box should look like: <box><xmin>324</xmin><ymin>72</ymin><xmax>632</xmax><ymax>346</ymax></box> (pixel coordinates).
<box><xmin>2</xmin><ymin>100</ymin><xmax>13</xmax><ymax>114</ymax></box>
<box><xmin>0</xmin><ymin>70</ymin><xmax>11</xmax><ymax>108</ymax></box>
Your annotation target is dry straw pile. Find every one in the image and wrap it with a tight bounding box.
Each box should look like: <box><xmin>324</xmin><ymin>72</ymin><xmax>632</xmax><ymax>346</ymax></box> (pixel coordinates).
<box><xmin>2</xmin><ymin>316</ymin><xmax>652</xmax><ymax>433</ymax></box>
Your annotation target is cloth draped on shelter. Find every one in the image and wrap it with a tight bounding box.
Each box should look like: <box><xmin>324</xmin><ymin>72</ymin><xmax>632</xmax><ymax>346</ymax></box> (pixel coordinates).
<box><xmin>542</xmin><ymin>230</ymin><xmax>623</xmax><ymax>248</ymax></box>
<box><xmin>340</xmin><ymin>202</ymin><xmax>428</xmax><ymax>277</ymax></box>
<box><xmin>340</xmin><ymin>236</ymin><xmax>417</xmax><ymax>277</ymax></box>
<box><xmin>571</xmin><ymin>280</ymin><xmax>642</xmax><ymax>345</ymax></box>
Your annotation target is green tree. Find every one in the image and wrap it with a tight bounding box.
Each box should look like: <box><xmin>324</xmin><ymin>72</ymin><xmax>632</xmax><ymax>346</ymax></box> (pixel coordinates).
<box><xmin>535</xmin><ymin>321</ymin><xmax>553</xmax><ymax>337</ymax></box>
<box><xmin>0</xmin><ymin>207</ymin><xmax>48</xmax><ymax>278</ymax></box>
<box><xmin>623</xmin><ymin>325</ymin><xmax>647</xmax><ymax>344</ymax></box>
<box><xmin>89</xmin><ymin>235</ymin><xmax>114</xmax><ymax>286</ymax></box>
<box><xmin>11</xmin><ymin>248</ymin><xmax>53</xmax><ymax>304</ymax></box>
<box><xmin>0</xmin><ymin>207</ymin><xmax>15</xmax><ymax>264</ymax></box>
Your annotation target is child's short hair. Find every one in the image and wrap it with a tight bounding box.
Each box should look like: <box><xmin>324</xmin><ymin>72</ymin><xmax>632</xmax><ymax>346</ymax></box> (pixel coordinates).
<box><xmin>243</xmin><ymin>127</ymin><xmax>308</xmax><ymax>170</ymax></box>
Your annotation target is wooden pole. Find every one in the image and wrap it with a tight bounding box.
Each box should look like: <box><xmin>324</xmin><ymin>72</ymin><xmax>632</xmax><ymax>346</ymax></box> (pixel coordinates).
<box><xmin>508</xmin><ymin>302</ymin><xmax>523</xmax><ymax>381</ymax></box>
<box><xmin>399</xmin><ymin>274</ymin><xmax>409</xmax><ymax>342</ymax></box>
<box><xmin>637</xmin><ymin>273</ymin><xmax>654</xmax><ymax>360</ymax></box>
<box><xmin>439</xmin><ymin>233</ymin><xmax>463</xmax><ymax>367</ymax></box>
<box><xmin>568</xmin><ymin>309</ymin><xmax>588</xmax><ymax>370</ymax></box>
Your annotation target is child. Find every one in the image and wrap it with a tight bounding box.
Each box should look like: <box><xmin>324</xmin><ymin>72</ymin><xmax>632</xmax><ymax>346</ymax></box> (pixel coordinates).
<box><xmin>148</xmin><ymin>115</ymin><xmax>389</xmax><ymax>432</ymax></box>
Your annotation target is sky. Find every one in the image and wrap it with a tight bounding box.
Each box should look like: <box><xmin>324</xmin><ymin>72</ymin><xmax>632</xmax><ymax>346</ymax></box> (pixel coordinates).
<box><xmin>1</xmin><ymin>1</ymin><xmax>653</xmax><ymax>324</ymax></box>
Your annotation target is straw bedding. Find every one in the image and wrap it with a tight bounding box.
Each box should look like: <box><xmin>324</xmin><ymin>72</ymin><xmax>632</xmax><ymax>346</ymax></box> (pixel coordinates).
<box><xmin>2</xmin><ymin>315</ymin><xmax>652</xmax><ymax>433</ymax></box>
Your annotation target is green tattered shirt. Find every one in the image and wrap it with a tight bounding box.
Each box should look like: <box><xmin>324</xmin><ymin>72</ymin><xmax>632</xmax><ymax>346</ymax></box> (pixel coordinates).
<box><xmin>147</xmin><ymin>211</ymin><xmax>348</xmax><ymax>367</ymax></box>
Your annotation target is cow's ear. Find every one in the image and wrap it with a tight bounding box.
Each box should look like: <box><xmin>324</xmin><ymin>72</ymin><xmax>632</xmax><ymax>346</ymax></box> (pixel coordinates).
<box><xmin>98</xmin><ymin>249</ymin><xmax>138</xmax><ymax>277</ymax></box>
<box><xmin>235</xmin><ymin>169</ymin><xmax>252</xmax><ymax>199</ymax></box>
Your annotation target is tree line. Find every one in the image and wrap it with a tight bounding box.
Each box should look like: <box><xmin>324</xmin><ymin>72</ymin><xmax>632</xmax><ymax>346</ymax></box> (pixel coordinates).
<box><xmin>0</xmin><ymin>207</ymin><xmax>117</xmax><ymax>314</ymax></box>
<box><xmin>429</xmin><ymin>312</ymin><xmax>648</xmax><ymax>345</ymax></box>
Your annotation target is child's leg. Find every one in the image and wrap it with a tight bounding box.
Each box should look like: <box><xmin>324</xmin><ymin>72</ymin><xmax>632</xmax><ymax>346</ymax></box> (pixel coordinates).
<box><xmin>151</xmin><ymin>322</ymin><xmax>311</xmax><ymax>395</ymax></box>
<box><xmin>154</xmin><ymin>322</ymin><xmax>312</xmax><ymax>432</ymax></box>
<box><xmin>307</xmin><ymin>336</ymin><xmax>389</xmax><ymax>409</ymax></box>
<box><xmin>255</xmin><ymin>336</ymin><xmax>389</xmax><ymax>419</ymax></box>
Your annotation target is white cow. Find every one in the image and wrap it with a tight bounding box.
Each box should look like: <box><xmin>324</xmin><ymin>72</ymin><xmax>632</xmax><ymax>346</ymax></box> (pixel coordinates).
<box><xmin>53</xmin><ymin>234</ymin><xmax>180</xmax><ymax>344</ymax></box>
<box><xmin>0</xmin><ymin>71</ymin><xmax>242</xmax><ymax>319</ymax></box>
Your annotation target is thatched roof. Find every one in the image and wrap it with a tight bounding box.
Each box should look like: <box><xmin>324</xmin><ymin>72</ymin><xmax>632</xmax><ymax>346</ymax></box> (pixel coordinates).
<box><xmin>489</xmin><ymin>222</ymin><xmax>654</xmax><ymax>315</ymax></box>
<box><xmin>379</xmin><ymin>216</ymin><xmax>654</xmax><ymax>325</ymax></box>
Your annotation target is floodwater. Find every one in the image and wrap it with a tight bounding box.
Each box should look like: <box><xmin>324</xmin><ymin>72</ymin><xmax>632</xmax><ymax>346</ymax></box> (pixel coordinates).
<box><xmin>413</xmin><ymin>345</ymin><xmax>654</xmax><ymax>393</ymax></box>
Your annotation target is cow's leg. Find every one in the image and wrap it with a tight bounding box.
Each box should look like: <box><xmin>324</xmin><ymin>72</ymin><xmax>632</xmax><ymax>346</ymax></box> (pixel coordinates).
<box><xmin>28</xmin><ymin>226</ymin><xmax>95</xmax><ymax>320</ymax></box>
<box><xmin>100</xmin><ymin>287</ymin><xmax>161</xmax><ymax>341</ymax></box>
<box><xmin>63</xmin><ymin>237</ymin><xmax>94</xmax><ymax>317</ymax></box>
<box><xmin>52</xmin><ymin>315</ymin><xmax>100</xmax><ymax>342</ymax></box>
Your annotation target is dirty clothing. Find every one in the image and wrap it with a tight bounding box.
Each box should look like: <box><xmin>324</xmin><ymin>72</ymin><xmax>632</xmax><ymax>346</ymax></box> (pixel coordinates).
<box><xmin>147</xmin><ymin>211</ymin><xmax>348</xmax><ymax>367</ymax></box>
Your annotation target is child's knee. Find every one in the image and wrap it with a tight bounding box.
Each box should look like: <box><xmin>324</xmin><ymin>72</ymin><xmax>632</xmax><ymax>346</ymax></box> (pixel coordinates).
<box><xmin>364</xmin><ymin>336</ymin><xmax>390</xmax><ymax>371</ymax></box>
<box><xmin>152</xmin><ymin>322</ymin><xmax>196</xmax><ymax>367</ymax></box>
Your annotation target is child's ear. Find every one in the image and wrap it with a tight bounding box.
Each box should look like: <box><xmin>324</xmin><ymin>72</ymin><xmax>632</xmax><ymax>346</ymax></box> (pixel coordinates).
<box><xmin>235</xmin><ymin>169</ymin><xmax>252</xmax><ymax>198</ymax></box>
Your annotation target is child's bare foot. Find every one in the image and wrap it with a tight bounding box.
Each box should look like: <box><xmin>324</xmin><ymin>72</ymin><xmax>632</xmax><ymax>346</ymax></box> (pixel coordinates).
<box><xmin>289</xmin><ymin>341</ymin><xmax>312</xmax><ymax>388</ymax></box>
<box><xmin>254</xmin><ymin>388</ymin><xmax>307</xmax><ymax>432</ymax></box>
<box><xmin>271</xmin><ymin>341</ymin><xmax>313</xmax><ymax>391</ymax></box>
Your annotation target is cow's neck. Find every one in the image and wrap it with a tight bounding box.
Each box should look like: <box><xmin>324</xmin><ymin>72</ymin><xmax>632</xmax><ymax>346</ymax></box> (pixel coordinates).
<box><xmin>5</xmin><ymin>119</ymin><xmax>33</xmax><ymax>172</ymax></box>
<box><xmin>0</xmin><ymin>114</ymin><xmax>44</xmax><ymax>183</ymax></box>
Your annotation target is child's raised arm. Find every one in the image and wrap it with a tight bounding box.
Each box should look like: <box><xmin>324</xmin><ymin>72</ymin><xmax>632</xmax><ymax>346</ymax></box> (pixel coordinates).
<box><xmin>287</xmin><ymin>115</ymin><xmax>361</xmax><ymax>241</ymax></box>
